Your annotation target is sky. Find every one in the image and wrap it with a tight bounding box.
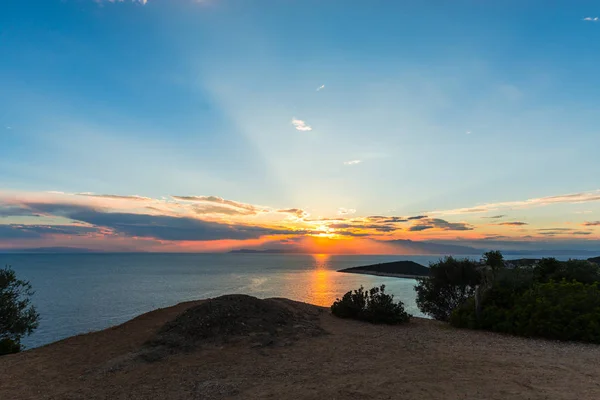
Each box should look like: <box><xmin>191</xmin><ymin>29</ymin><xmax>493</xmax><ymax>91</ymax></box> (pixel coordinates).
<box><xmin>1</xmin><ymin>0</ymin><xmax>600</xmax><ymax>254</ymax></box>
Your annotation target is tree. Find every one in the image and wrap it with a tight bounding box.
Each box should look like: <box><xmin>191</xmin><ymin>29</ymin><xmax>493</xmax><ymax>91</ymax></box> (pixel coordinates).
<box><xmin>0</xmin><ymin>266</ymin><xmax>39</xmax><ymax>355</ymax></box>
<box><xmin>414</xmin><ymin>257</ymin><xmax>481</xmax><ymax>321</ymax></box>
<box><xmin>482</xmin><ymin>251</ymin><xmax>504</xmax><ymax>273</ymax></box>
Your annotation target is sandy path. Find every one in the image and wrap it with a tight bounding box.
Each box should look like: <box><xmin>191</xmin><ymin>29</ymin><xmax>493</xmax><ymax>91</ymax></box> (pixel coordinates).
<box><xmin>1</xmin><ymin>299</ymin><xmax>600</xmax><ymax>400</ymax></box>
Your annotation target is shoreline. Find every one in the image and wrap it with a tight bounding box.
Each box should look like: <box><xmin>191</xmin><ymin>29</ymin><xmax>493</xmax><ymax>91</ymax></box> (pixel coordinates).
<box><xmin>337</xmin><ymin>269</ymin><xmax>427</xmax><ymax>279</ymax></box>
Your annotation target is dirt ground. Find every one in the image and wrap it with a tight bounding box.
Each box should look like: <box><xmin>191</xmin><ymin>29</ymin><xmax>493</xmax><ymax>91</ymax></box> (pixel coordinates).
<box><xmin>2</xmin><ymin>298</ymin><xmax>600</xmax><ymax>400</ymax></box>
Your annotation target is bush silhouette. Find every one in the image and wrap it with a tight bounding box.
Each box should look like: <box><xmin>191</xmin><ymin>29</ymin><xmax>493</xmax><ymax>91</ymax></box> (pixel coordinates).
<box><xmin>331</xmin><ymin>285</ymin><xmax>411</xmax><ymax>324</ymax></box>
<box><xmin>414</xmin><ymin>257</ymin><xmax>481</xmax><ymax>321</ymax></box>
<box><xmin>451</xmin><ymin>280</ymin><xmax>600</xmax><ymax>343</ymax></box>
<box><xmin>0</xmin><ymin>266</ymin><xmax>39</xmax><ymax>355</ymax></box>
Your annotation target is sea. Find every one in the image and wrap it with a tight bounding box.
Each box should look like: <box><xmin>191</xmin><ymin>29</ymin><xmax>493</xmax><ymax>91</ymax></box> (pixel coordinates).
<box><xmin>1</xmin><ymin>252</ymin><xmax>590</xmax><ymax>349</ymax></box>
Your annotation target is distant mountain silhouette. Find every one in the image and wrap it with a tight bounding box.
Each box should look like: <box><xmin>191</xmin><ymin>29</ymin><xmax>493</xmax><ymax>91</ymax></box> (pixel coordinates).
<box><xmin>0</xmin><ymin>247</ymin><xmax>98</xmax><ymax>254</ymax></box>
<box><xmin>229</xmin><ymin>249</ymin><xmax>296</xmax><ymax>254</ymax></box>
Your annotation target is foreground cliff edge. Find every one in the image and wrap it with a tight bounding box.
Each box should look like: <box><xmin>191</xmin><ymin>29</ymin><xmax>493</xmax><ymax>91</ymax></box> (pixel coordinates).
<box><xmin>2</xmin><ymin>296</ymin><xmax>600</xmax><ymax>400</ymax></box>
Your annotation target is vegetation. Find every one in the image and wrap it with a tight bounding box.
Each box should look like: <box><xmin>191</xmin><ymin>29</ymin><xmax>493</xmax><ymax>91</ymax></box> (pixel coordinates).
<box><xmin>437</xmin><ymin>253</ymin><xmax>600</xmax><ymax>343</ymax></box>
<box><xmin>414</xmin><ymin>256</ymin><xmax>481</xmax><ymax>321</ymax></box>
<box><xmin>0</xmin><ymin>266</ymin><xmax>39</xmax><ymax>355</ymax></box>
<box><xmin>331</xmin><ymin>285</ymin><xmax>411</xmax><ymax>324</ymax></box>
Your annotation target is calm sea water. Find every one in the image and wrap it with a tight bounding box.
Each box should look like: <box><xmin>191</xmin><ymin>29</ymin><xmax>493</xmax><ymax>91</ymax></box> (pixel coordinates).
<box><xmin>1</xmin><ymin>253</ymin><xmax>589</xmax><ymax>349</ymax></box>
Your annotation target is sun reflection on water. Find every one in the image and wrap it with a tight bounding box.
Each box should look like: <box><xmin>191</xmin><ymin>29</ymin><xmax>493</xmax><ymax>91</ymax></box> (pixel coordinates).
<box><xmin>309</xmin><ymin>254</ymin><xmax>334</xmax><ymax>306</ymax></box>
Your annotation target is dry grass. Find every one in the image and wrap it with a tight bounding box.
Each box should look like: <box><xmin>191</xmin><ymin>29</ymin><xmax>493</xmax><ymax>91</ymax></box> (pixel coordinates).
<box><xmin>2</xmin><ymin>297</ymin><xmax>600</xmax><ymax>400</ymax></box>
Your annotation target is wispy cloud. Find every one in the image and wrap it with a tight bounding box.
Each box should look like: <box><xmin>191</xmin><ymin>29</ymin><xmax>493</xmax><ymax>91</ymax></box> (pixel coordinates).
<box><xmin>291</xmin><ymin>118</ymin><xmax>312</xmax><ymax>132</ymax></box>
<box><xmin>583</xmin><ymin>17</ymin><xmax>599</xmax><ymax>21</ymax></box>
<box><xmin>409</xmin><ymin>218</ymin><xmax>473</xmax><ymax>232</ymax></box>
<box><xmin>172</xmin><ymin>195</ymin><xmax>267</xmax><ymax>215</ymax></box>
<box><xmin>77</xmin><ymin>193</ymin><xmax>152</xmax><ymax>201</ymax></box>
<box><xmin>343</xmin><ymin>160</ymin><xmax>362</xmax><ymax>165</ymax></box>
<box><xmin>497</xmin><ymin>222</ymin><xmax>528</xmax><ymax>226</ymax></box>
<box><xmin>537</xmin><ymin>228</ymin><xmax>573</xmax><ymax>231</ymax></box>
<box><xmin>316</xmin><ymin>85</ymin><xmax>325</xmax><ymax>91</ymax></box>
<box><xmin>5</xmin><ymin>126</ymin><xmax>11</xmax><ymax>130</ymax></box>
<box><xmin>483</xmin><ymin>215</ymin><xmax>506</xmax><ymax>219</ymax></box>
<box><xmin>584</xmin><ymin>221</ymin><xmax>600</xmax><ymax>226</ymax></box>
<box><xmin>277</xmin><ymin>208</ymin><xmax>309</xmax><ymax>219</ymax></box>
<box><xmin>97</xmin><ymin>0</ymin><xmax>149</xmax><ymax>4</ymax></box>
<box><xmin>431</xmin><ymin>190</ymin><xmax>600</xmax><ymax>216</ymax></box>
<box><xmin>337</xmin><ymin>208</ymin><xmax>356</xmax><ymax>215</ymax></box>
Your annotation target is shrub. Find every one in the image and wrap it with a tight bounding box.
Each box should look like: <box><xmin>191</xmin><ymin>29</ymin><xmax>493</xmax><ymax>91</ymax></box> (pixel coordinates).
<box><xmin>512</xmin><ymin>280</ymin><xmax>600</xmax><ymax>342</ymax></box>
<box><xmin>451</xmin><ymin>280</ymin><xmax>600</xmax><ymax>344</ymax></box>
<box><xmin>533</xmin><ymin>258</ymin><xmax>600</xmax><ymax>284</ymax></box>
<box><xmin>0</xmin><ymin>266</ymin><xmax>39</xmax><ymax>355</ymax></box>
<box><xmin>415</xmin><ymin>257</ymin><xmax>481</xmax><ymax>321</ymax></box>
<box><xmin>0</xmin><ymin>338</ymin><xmax>21</xmax><ymax>356</ymax></box>
<box><xmin>331</xmin><ymin>285</ymin><xmax>411</xmax><ymax>324</ymax></box>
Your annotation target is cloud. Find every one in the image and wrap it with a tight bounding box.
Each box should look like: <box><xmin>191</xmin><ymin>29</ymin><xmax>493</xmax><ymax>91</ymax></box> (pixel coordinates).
<box><xmin>337</xmin><ymin>208</ymin><xmax>356</xmax><ymax>215</ymax></box>
<box><xmin>537</xmin><ymin>228</ymin><xmax>573</xmax><ymax>231</ymax></box>
<box><xmin>172</xmin><ymin>195</ymin><xmax>265</xmax><ymax>215</ymax></box>
<box><xmin>277</xmin><ymin>208</ymin><xmax>309</xmax><ymax>218</ymax></box>
<box><xmin>497</xmin><ymin>222</ymin><xmax>528</xmax><ymax>226</ymax></box>
<box><xmin>97</xmin><ymin>0</ymin><xmax>149</xmax><ymax>4</ymax></box>
<box><xmin>483</xmin><ymin>215</ymin><xmax>506</xmax><ymax>219</ymax></box>
<box><xmin>192</xmin><ymin>205</ymin><xmax>257</xmax><ymax>216</ymax></box>
<box><xmin>0</xmin><ymin>205</ymin><xmax>40</xmax><ymax>218</ymax></box>
<box><xmin>409</xmin><ymin>218</ymin><xmax>473</xmax><ymax>232</ymax></box>
<box><xmin>328</xmin><ymin>222</ymin><xmax>400</xmax><ymax>233</ymax></box>
<box><xmin>0</xmin><ymin>224</ymin><xmax>100</xmax><ymax>239</ymax></box>
<box><xmin>28</xmin><ymin>204</ymin><xmax>304</xmax><ymax>241</ymax></box>
<box><xmin>77</xmin><ymin>193</ymin><xmax>152</xmax><ymax>201</ymax></box>
<box><xmin>481</xmin><ymin>235</ymin><xmax>510</xmax><ymax>240</ymax></box>
<box><xmin>316</xmin><ymin>85</ymin><xmax>325</xmax><ymax>91</ymax></box>
<box><xmin>291</xmin><ymin>118</ymin><xmax>312</xmax><ymax>132</ymax></box>
<box><xmin>430</xmin><ymin>189</ymin><xmax>600</xmax><ymax>216</ymax></box>
<box><xmin>409</xmin><ymin>225</ymin><xmax>434</xmax><ymax>232</ymax></box>
<box><xmin>407</xmin><ymin>215</ymin><xmax>428</xmax><ymax>220</ymax></box>
<box><xmin>573</xmin><ymin>231</ymin><xmax>592</xmax><ymax>235</ymax></box>
<box><xmin>343</xmin><ymin>160</ymin><xmax>362</xmax><ymax>165</ymax></box>
<box><xmin>466</xmin><ymin>131</ymin><xmax>471</xmax><ymax>135</ymax></box>
<box><xmin>5</xmin><ymin>126</ymin><xmax>11</xmax><ymax>130</ymax></box>
<box><xmin>366</xmin><ymin>216</ymin><xmax>408</xmax><ymax>223</ymax></box>
<box><xmin>0</xmin><ymin>198</ymin><xmax>313</xmax><ymax>242</ymax></box>
<box><xmin>584</xmin><ymin>221</ymin><xmax>600</xmax><ymax>226</ymax></box>
<box><xmin>583</xmin><ymin>17</ymin><xmax>599</xmax><ymax>21</ymax></box>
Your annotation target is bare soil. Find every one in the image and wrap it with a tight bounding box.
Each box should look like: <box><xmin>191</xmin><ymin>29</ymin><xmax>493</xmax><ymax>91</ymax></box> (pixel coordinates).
<box><xmin>2</xmin><ymin>297</ymin><xmax>600</xmax><ymax>400</ymax></box>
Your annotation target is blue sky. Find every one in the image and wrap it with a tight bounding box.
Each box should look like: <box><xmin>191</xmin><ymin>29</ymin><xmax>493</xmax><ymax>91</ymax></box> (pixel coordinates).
<box><xmin>1</xmin><ymin>0</ymin><xmax>600</xmax><ymax>252</ymax></box>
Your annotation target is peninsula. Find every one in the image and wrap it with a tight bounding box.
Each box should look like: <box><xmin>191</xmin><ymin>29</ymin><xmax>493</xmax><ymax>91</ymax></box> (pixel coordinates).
<box><xmin>338</xmin><ymin>260</ymin><xmax>430</xmax><ymax>279</ymax></box>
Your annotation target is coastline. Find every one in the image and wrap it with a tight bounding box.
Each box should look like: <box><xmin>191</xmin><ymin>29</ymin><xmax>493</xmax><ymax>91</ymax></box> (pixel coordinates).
<box><xmin>337</xmin><ymin>269</ymin><xmax>427</xmax><ymax>279</ymax></box>
<box><xmin>2</xmin><ymin>297</ymin><xmax>600</xmax><ymax>400</ymax></box>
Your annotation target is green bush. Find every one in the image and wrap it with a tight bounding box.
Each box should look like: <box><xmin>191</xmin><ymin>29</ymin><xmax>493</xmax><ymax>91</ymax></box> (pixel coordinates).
<box><xmin>451</xmin><ymin>280</ymin><xmax>600</xmax><ymax>343</ymax></box>
<box><xmin>534</xmin><ymin>258</ymin><xmax>600</xmax><ymax>284</ymax></box>
<box><xmin>414</xmin><ymin>257</ymin><xmax>481</xmax><ymax>321</ymax></box>
<box><xmin>331</xmin><ymin>285</ymin><xmax>411</xmax><ymax>324</ymax></box>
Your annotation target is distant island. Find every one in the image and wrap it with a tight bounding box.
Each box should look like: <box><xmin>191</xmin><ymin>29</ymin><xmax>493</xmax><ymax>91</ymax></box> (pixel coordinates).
<box><xmin>338</xmin><ymin>260</ymin><xmax>430</xmax><ymax>279</ymax></box>
<box><xmin>338</xmin><ymin>256</ymin><xmax>600</xmax><ymax>279</ymax></box>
